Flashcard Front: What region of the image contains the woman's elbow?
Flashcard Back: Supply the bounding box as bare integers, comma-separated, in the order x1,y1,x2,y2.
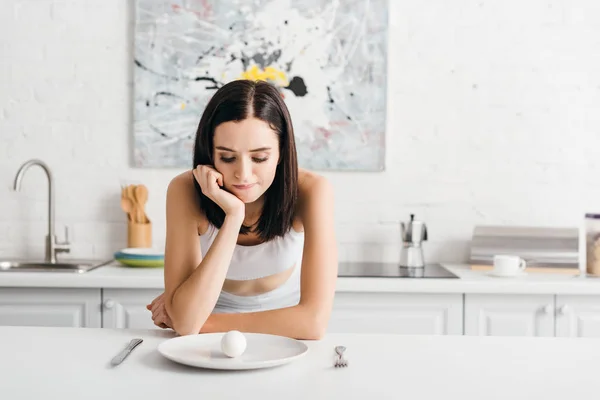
167,304,205,336
300,328,326,340
174,327,198,336
298,307,329,340
171,318,203,336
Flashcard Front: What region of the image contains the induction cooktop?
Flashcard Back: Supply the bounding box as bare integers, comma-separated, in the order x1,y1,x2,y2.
337,262,459,279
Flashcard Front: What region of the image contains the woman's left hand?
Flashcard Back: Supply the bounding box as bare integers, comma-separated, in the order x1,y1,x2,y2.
146,292,172,329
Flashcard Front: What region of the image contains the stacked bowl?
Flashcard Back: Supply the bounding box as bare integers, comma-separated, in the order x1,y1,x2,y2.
114,248,164,268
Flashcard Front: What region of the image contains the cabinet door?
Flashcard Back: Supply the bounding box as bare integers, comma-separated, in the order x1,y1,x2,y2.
328,293,463,335
555,295,600,338
0,288,101,328
102,289,164,329
465,294,554,337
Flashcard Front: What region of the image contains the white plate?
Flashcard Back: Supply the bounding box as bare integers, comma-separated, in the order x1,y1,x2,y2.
487,271,528,278
157,333,309,370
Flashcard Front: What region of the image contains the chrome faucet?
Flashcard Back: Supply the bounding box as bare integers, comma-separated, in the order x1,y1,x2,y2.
13,159,70,263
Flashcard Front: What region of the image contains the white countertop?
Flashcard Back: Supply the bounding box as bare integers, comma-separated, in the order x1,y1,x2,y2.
1,325,597,400
1,262,599,294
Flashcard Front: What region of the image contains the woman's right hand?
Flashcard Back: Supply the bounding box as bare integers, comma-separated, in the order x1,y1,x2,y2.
146,292,172,329
193,165,245,218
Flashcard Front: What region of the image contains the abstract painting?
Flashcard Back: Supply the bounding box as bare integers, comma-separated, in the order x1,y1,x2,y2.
133,0,388,170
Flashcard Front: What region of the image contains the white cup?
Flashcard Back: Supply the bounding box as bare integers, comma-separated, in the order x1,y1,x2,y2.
492,255,527,276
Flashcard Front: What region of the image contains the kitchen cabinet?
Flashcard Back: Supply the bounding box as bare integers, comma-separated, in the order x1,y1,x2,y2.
328,292,463,335
465,294,600,338
464,294,555,337
0,288,102,328
4,286,600,338
555,295,600,337
0,288,159,330
104,290,465,334
101,289,164,329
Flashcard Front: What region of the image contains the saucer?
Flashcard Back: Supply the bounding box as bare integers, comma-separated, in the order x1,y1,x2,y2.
487,270,528,278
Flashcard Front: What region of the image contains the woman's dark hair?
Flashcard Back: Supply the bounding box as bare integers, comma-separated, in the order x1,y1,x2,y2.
192,79,298,242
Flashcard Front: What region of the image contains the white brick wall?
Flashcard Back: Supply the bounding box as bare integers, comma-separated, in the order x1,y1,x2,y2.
1,0,600,264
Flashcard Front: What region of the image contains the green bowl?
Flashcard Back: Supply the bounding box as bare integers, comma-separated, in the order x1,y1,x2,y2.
115,257,164,268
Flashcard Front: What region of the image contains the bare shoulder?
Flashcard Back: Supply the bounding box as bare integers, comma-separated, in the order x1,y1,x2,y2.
297,169,334,214
167,170,195,197
167,170,206,225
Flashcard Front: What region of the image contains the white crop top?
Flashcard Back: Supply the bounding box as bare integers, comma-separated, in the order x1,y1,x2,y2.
199,224,305,281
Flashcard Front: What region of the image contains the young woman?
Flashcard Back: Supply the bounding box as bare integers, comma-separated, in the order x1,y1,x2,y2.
146,79,338,340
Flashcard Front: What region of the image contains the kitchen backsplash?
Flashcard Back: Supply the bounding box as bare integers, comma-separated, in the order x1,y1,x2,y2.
1,0,600,263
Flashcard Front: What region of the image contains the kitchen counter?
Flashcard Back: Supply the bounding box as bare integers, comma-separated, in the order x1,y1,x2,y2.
1,325,597,400
1,262,599,294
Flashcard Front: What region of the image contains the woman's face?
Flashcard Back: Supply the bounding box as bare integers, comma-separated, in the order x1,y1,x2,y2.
213,117,280,204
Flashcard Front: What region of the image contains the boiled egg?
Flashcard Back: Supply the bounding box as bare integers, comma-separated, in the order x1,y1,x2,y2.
221,330,247,358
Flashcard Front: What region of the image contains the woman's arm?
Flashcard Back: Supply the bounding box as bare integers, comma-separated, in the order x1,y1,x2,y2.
200,175,338,340
163,172,244,336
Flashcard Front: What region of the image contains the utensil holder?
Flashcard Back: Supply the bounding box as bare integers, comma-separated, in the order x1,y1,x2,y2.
127,220,152,248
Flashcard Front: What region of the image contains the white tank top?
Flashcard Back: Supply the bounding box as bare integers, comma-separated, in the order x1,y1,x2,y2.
199,224,305,280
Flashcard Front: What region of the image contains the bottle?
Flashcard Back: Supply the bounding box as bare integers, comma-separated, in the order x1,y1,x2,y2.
585,213,600,276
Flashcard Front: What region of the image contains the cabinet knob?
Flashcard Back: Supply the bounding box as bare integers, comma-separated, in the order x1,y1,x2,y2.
543,304,553,314
104,299,115,309
559,305,570,315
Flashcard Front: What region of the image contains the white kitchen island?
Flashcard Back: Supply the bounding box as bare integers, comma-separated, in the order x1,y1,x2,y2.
1,325,597,400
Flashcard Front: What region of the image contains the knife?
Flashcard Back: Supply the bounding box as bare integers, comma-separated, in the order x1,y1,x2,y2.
111,338,143,366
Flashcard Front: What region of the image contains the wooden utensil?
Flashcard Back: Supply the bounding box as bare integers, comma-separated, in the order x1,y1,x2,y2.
120,196,134,221
134,185,149,223
120,186,133,221
125,185,142,223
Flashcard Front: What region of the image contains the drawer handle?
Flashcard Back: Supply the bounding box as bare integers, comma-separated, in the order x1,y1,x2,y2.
104,299,115,309
559,305,569,315
543,304,553,314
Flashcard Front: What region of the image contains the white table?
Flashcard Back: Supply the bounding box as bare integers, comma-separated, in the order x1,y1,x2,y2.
1,326,598,399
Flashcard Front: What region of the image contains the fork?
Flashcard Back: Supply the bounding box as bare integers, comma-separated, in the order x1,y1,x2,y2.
334,345,348,368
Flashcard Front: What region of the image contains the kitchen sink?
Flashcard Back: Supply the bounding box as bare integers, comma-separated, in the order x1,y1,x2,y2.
9,160,116,274
0,259,113,273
